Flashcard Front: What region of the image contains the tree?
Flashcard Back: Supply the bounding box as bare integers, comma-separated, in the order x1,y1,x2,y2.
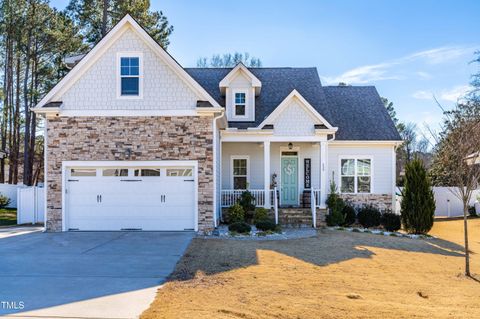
381,97,398,126
400,157,436,234
196,52,262,68
66,0,173,48
0,0,84,185
431,103,480,277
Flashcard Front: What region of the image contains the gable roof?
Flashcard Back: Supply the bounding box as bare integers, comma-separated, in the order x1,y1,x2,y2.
219,62,262,95
185,67,401,140
258,89,335,129
34,14,221,110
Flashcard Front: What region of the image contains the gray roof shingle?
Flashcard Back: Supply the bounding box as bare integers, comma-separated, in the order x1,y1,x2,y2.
185,67,401,141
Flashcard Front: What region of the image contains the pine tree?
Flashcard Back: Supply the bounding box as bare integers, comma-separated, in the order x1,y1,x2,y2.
401,157,436,234
66,0,173,47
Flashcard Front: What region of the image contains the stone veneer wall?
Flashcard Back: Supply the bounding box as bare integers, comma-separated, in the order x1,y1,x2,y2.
340,194,393,212
46,116,214,232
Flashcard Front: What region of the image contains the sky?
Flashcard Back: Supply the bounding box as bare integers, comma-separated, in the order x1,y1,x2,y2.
50,0,480,136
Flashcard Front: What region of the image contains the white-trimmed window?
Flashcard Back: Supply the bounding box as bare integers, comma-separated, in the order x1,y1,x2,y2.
231,156,249,189
117,52,143,98
232,91,247,118
340,157,372,193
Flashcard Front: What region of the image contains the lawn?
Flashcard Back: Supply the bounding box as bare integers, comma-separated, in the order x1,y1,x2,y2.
142,219,480,319
0,208,17,226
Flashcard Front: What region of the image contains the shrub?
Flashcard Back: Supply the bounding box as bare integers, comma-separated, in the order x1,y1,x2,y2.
342,205,356,226
468,206,477,217
253,207,269,223
357,205,381,228
228,222,251,234
381,211,401,232
238,190,255,220
227,203,245,224
325,180,345,226
401,157,435,234
0,193,10,209
255,219,277,232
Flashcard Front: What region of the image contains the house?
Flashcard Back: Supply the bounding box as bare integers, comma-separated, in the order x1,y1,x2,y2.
32,15,402,232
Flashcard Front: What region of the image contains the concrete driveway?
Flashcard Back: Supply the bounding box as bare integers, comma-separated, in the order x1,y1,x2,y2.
0,227,194,319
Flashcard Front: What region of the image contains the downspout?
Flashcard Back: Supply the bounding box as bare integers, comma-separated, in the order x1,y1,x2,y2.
212,110,225,228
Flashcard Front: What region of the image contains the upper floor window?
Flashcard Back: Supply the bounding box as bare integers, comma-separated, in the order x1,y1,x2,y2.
340,157,372,193
234,92,246,116
117,52,143,99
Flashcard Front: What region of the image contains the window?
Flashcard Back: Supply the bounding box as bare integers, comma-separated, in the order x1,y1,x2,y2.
234,92,246,116
340,158,372,193
117,53,142,98
232,157,248,189
71,168,96,177
166,168,193,177
102,168,128,177
120,57,139,96
134,168,160,177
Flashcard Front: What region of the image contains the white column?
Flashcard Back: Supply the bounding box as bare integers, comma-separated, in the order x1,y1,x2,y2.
320,141,327,208
264,140,271,209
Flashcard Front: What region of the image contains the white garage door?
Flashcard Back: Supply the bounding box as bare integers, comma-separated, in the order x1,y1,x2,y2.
65,164,196,231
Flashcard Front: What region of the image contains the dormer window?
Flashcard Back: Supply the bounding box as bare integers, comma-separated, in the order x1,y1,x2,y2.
234,92,246,116
117,52,143,99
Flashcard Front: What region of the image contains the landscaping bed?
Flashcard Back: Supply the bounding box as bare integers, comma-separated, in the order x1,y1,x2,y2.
202,224,317,240
0,208,17,226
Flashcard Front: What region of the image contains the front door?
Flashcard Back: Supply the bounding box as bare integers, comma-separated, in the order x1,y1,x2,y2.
281,156,298,206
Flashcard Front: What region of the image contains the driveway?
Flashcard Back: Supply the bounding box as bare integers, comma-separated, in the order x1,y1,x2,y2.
0,227,194,319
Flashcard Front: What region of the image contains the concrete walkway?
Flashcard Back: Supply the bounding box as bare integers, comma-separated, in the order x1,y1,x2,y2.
0,228,193,318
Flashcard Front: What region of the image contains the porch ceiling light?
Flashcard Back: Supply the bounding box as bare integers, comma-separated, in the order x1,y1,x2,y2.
288,142,293,150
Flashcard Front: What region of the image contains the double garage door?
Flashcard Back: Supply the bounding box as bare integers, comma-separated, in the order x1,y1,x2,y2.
65,162,196,231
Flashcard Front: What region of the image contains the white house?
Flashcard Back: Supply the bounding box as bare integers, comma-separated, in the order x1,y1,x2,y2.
33,15,402,232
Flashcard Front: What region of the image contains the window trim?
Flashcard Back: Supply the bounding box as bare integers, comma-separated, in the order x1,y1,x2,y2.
230,155,250,189
338,156,374,194
231,89,248,119
116,52,143,99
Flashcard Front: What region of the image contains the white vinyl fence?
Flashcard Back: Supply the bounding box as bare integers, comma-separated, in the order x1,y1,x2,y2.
0,183,23,208
395,187,480,217
17,186,45,224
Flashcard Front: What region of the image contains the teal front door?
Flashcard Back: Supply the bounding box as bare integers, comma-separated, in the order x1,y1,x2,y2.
281,157,298,206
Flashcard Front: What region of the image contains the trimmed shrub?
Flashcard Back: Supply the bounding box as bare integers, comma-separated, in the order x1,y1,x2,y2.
253,207,269,223
468,206,477,217
255,219,277,232
0,193,10,209
357,205,381,228
238,190,255,212
401,158,435,234
381,212,401,232
342,205,356,226
227,203,245,224
228,222,251,234
325,180,345,226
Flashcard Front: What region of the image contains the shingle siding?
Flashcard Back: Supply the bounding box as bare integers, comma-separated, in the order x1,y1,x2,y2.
58,28,199,110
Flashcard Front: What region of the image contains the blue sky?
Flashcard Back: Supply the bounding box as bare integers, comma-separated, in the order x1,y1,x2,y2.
51,0,480,135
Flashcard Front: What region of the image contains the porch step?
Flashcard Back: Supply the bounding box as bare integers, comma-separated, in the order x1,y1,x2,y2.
271,208,328,227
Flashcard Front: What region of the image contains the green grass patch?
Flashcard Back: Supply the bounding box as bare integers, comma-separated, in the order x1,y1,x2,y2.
0,208,17,226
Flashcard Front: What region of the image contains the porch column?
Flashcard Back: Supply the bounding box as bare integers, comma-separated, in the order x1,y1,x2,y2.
264,140,271,209
320,141,327,208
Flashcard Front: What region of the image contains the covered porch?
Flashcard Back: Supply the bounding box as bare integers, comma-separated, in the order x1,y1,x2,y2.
220,139,329,211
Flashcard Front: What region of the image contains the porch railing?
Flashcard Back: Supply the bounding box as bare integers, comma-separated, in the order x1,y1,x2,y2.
305,189,321,208
221,189,267,207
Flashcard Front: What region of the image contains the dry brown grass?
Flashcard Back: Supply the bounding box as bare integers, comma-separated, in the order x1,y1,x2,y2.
142,219,480,319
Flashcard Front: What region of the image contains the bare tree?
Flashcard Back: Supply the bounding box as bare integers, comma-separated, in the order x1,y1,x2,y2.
433,101,480,276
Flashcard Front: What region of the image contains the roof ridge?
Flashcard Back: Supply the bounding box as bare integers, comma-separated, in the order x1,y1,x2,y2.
184,67,318,70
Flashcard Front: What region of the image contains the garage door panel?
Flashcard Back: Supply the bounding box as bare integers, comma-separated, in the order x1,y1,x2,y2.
66,165,196,231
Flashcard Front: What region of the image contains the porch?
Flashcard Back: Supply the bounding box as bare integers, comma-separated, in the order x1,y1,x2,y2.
220,141,329,213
